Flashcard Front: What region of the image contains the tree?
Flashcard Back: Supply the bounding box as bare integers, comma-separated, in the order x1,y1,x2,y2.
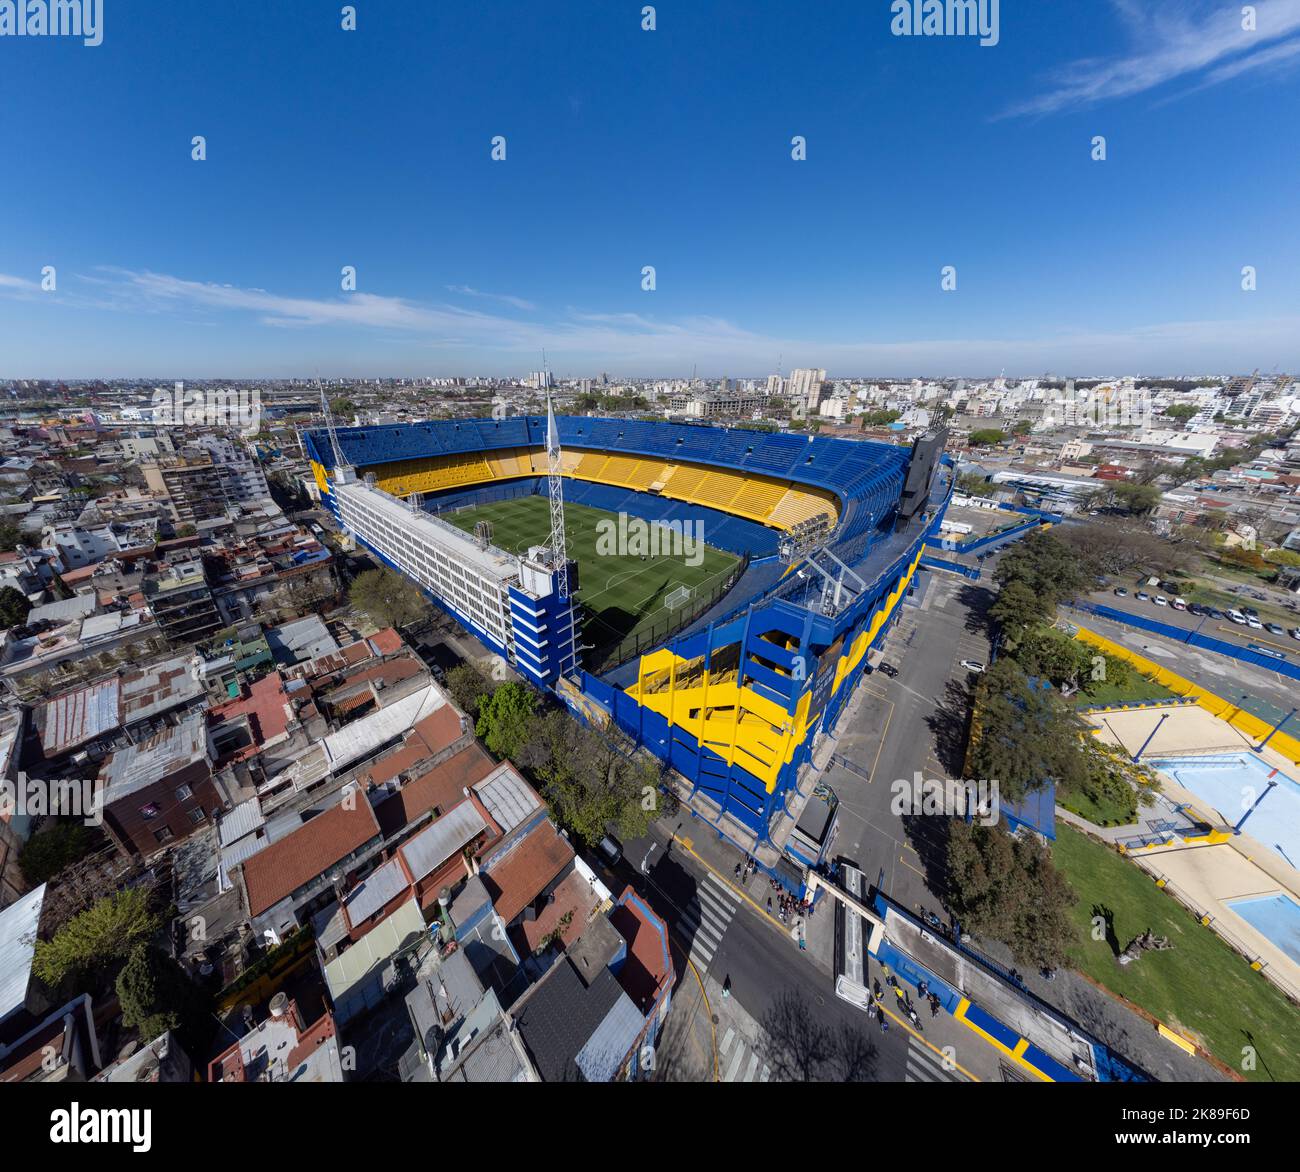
116,943,211,1055
1010,628,1094,688
349,567,429,629
0,585,32,627
0,520,39,552
1058,517,1190,578
988,579,1051,636
1109,481,1162,515
444,662,494,718
18,821,103,886
1010,419,1033,436
993,530,1089,607
969,660,1088,802
947,821,1077,969
32,888,161,989
475,682,540,760
967,429,1005,447
957,472,996,498
1162,404,1198,422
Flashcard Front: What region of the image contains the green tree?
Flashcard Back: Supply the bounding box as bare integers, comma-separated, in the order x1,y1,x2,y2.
0,585,32,627
1109,481,1162,515
969,660,1088,802
957,472,996,498
1162,404,1199,422
444,662,494,718
988,580,1050,636
116,943,211,1054
18,821,102,886
993,530,1089,608
32,888,161,989
475,681,540,760
946,820,1077,969
1011,629,1094,688
967,429,1005,447
0,521,39,552
349,567,429,629
1010,419,1033,436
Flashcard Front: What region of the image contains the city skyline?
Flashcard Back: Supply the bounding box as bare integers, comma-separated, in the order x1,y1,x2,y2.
2,1,1299,376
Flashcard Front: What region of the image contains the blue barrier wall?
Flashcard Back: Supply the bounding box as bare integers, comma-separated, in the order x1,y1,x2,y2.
1071,601,1300,682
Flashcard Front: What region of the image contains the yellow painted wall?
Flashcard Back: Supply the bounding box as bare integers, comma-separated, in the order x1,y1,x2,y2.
1072,626,1300,768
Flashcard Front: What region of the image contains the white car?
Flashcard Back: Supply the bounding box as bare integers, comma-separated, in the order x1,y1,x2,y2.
1228,610,1247,625
1290,628,1300,642
1154,595,1168,606
960,660,986,674
1246,616,1263,630
1172,597,1187,611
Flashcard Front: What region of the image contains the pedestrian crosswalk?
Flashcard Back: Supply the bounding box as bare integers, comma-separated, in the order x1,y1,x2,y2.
718,1026,771,1083
680,872,741,972
905,1036,968,1083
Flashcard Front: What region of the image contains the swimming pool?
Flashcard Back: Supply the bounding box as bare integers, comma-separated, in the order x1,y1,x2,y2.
1147,753,1300,871
1226,894,1300,965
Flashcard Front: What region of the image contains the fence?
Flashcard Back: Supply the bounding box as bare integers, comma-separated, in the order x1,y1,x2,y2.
1128,855,1300,1007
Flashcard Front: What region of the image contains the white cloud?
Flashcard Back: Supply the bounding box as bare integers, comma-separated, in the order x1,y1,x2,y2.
1003,0,1300,117
445,284,536,311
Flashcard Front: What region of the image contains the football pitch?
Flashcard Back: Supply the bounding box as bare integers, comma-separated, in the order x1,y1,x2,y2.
441,494,740,655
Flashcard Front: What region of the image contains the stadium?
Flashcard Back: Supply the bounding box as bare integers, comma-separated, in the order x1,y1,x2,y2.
305,412,953,849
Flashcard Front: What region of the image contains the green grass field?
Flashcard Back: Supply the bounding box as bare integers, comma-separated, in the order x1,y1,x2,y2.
1054,825,1300,1081
443,495,739,654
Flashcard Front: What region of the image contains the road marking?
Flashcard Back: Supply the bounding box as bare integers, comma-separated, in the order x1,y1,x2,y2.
723,1041,746,1083
682,873,742,968
719,1027,735,1056
906,1036,970,1083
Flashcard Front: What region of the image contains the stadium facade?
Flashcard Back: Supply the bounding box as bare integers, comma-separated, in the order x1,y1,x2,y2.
306,415,952,849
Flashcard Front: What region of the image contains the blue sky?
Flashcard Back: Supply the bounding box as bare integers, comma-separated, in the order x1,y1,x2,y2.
2,0,1299,378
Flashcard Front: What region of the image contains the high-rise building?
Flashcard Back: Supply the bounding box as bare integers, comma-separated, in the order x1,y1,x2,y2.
788,368,827,412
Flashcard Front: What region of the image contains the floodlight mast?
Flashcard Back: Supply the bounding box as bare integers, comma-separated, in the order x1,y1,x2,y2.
546,391,569,599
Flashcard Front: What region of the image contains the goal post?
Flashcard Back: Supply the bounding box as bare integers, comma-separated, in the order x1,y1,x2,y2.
665,585,692,611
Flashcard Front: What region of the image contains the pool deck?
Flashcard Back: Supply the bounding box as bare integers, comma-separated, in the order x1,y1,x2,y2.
1080,704,1300,1002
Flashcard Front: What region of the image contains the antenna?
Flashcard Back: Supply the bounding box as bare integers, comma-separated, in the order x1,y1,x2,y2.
316,376,347,471
545,392,569,599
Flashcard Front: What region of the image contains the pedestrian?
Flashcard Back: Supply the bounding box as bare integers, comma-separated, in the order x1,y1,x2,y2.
929,994,941,1018
766,897,772,912
734,863,742,878
722,975,731,999
918,980,929,1000
799,936,806,952
867,1002,878,1021
873,979,883,1001
877,1011,889,1033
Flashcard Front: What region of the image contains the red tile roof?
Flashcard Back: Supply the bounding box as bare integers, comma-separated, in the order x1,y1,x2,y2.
375,742,496,838
241,798,381,916
481,821,574,924
367,627,404,656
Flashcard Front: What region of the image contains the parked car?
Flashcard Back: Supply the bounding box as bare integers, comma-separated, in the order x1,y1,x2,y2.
1289,628,1300,641
877,662,899,678
1247,616,1263,630
959,660,986,674
1187,603,1204,616
1154,595,1168,607
1172,597,1187,611
1113,587,1129,598
1243,607,1260,618
1205,607,1224,619
1228,609,1247,624
1265,622,1285,636
596,835,623,868
1136,591,1151,601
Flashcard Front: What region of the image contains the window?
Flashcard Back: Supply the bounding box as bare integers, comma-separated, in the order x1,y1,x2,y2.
187,808,206,826
139,802,161,820
154,826,174,845
174,784,193,801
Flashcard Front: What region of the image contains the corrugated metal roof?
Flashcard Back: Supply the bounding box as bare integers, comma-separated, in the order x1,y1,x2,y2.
576,989,645,1083
323,897,425,1002
37,678,122,757
400,801,486,883
27,594,97,625
344,856,409,926
323,684,446,773
99,712,207,803
0,884,46,1022
218,833,269,893
474,765,538,834
218,797,266,849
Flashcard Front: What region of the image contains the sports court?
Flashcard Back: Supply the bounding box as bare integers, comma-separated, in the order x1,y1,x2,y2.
441,495,740,655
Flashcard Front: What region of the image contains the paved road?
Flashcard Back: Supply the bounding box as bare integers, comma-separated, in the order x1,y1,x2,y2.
1081,589,1300,655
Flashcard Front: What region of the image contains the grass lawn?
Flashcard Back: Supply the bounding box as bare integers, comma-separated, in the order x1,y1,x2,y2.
1058,785,1137,828
1054,825,1300,1082
1074,674,1177,709
443,495,739,654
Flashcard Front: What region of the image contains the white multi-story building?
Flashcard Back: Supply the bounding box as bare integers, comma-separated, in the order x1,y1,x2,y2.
787,368,827,413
